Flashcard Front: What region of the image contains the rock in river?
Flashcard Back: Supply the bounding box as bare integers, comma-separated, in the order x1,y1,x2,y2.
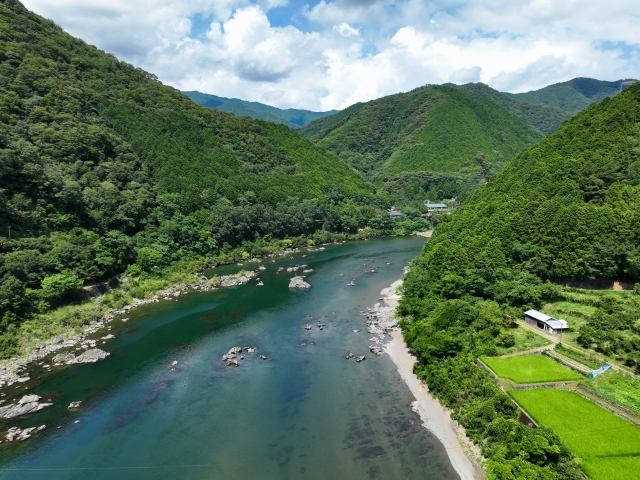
289,276,311,289
53,348,110,365
0,395,52,419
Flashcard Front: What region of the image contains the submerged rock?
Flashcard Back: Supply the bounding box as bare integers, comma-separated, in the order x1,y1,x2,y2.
289,276,311,289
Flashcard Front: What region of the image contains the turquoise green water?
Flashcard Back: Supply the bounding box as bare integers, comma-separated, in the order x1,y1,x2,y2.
0,237,458,479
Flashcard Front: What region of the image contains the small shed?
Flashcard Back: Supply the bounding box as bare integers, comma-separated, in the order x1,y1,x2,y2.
388,209,402,218
524,309,568,334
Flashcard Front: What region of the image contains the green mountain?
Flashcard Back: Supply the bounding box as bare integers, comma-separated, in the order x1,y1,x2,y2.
298,85,544,179
182,91,338,128
511,77,638,113
396,83,640,480
407,82,640,288
0,0,380,350
457,83,572,135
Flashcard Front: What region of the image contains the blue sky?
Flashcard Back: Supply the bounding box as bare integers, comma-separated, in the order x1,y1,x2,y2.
22,0,640,110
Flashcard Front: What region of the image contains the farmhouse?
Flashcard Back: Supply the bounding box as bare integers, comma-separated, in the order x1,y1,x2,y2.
388,208,402,218
524,309,569,334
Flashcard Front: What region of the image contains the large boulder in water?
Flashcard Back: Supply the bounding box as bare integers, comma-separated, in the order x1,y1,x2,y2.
289,276,311,289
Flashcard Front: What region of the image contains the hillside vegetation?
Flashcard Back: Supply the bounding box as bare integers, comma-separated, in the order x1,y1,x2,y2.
511,77,637,113
0,0,389,355
457,82,572,135
298,85,544,180
396,83,640,479
182,91,338,128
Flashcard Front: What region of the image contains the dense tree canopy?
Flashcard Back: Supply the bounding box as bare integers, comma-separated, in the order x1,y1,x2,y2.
0,0,389,343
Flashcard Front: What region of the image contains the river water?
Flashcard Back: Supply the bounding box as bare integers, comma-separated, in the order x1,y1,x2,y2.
0,237,458,480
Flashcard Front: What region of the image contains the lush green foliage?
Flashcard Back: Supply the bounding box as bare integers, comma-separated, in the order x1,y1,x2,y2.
182,91,338,128
395,81,640,479
511,77,637,114
458,83,572,135
584,371,640,415
0,0,390,349
510,388,640,480
299,84,543,179
481,355,581,383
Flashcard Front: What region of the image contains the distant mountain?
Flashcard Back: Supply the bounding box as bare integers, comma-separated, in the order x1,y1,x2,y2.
298,84,543,178
457,83,572,135
182,91,338,128
510,77,638,113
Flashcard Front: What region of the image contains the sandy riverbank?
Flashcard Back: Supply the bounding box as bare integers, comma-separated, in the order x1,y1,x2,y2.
380,283,485,480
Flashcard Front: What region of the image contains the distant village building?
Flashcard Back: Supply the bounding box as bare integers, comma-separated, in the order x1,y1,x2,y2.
524,309,569,334
388,208,402,218
422,201,450,217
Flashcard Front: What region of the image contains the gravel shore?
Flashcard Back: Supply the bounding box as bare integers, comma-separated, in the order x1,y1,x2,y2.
379,281,485,480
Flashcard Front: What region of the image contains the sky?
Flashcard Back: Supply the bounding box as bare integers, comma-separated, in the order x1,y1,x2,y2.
22,0,640,111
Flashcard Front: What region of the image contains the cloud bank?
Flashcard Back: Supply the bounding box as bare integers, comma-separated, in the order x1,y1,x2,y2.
23,0,640,110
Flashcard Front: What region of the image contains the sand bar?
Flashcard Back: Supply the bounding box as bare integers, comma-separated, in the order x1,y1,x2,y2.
381,282,485,480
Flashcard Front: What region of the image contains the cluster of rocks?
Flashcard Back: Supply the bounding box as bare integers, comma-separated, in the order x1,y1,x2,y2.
221,346,262,367
0,395,52,419
52,348,110,366
304,322,325,330
360,302,399,357
289,276,311,289
345,352,366,363
68,401,82,409
4,425,46,442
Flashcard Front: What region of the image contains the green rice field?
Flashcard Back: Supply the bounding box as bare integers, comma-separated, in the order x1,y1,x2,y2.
510,388,640,480
481,355,582,384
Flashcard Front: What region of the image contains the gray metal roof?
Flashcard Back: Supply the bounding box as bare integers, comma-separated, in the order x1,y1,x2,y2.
389,211,402,217
524,310,568,329
425,203,448,208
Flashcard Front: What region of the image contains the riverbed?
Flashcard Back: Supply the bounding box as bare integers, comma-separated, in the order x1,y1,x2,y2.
0,237,459,480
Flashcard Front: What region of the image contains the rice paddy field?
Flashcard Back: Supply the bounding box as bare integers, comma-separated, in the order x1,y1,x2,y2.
510,388,640,480
481,355,582,384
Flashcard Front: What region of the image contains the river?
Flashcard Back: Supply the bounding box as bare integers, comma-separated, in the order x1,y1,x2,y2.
0,237,458,480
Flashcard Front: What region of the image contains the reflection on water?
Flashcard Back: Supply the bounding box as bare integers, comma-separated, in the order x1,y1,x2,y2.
0,237,458,480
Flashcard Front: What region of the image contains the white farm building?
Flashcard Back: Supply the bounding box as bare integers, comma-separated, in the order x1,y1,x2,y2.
524,310,569,335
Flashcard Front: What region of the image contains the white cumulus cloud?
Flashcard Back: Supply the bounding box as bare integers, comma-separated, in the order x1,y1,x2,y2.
21,0,640,110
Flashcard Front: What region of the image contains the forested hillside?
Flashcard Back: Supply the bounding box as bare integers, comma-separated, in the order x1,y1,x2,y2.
0,0,387,352
396,82,640,479
457,83,572,134
511,77,637,113
299,85,543,180
182,91,338,128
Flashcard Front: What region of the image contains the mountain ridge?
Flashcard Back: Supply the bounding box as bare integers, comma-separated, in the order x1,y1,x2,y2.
510,77,638,113
182,90,338,128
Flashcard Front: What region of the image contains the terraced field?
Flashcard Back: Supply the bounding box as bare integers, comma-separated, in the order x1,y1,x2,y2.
510,389,640,480
481,355,582,384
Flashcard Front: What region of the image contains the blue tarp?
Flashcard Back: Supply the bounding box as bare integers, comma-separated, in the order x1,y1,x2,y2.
589,363,612,378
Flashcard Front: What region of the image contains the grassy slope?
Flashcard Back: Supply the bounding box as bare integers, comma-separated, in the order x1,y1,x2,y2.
511,77,637,113
182,91,338,128
510,388,640,480
481,355,581,383
298,85,543,177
